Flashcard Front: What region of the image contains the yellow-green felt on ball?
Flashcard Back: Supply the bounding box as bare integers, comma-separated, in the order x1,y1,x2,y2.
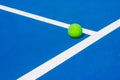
68,23,83,38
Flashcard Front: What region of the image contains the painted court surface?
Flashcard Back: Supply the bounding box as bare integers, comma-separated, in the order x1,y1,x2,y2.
0,0,120,80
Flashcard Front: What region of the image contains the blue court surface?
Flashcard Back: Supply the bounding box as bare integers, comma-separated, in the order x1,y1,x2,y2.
0,0,120,80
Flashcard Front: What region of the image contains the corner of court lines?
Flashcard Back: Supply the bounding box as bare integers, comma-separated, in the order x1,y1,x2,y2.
0,4,120,80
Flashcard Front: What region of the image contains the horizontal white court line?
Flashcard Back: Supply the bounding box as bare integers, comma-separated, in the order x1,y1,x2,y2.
17,19,120,80
0,5,96,35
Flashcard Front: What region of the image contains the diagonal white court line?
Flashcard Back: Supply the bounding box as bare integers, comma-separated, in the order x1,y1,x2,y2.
0,5,97,35
17,19,120,80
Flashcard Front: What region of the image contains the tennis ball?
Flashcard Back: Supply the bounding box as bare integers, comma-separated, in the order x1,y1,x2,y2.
68,23,83,38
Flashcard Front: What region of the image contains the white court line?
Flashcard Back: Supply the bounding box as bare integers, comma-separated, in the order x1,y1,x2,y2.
0,5,120,80
17,19,120,80
0,5,96,35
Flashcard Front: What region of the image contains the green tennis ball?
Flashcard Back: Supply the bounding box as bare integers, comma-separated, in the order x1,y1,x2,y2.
68,23,83,38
